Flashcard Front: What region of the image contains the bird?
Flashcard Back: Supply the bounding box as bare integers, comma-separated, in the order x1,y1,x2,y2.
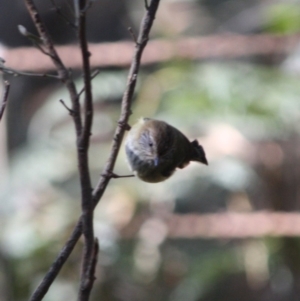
125,117,208,183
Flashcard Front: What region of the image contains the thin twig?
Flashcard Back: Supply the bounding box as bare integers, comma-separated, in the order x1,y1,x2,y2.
24,0,82,136
77,0,95,299
18,24,53,57
0,66,60,79
78,69,100,97
128,27,137,43
59,99,74,115
33,43,53,58
28,1,161,300
101,171,134,179
111,174,134,179
0,81,10,122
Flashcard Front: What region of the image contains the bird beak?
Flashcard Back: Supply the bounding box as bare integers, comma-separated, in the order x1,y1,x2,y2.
154,157,159,166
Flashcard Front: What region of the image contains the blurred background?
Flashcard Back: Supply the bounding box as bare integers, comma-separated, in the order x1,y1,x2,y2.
1,0,300,300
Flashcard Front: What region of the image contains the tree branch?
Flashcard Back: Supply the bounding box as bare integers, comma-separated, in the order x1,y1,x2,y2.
78,69,99,97
0,65,60,79
23,0,91,300
59,99,74,115
92,0,161,200
0,81,10,122
24,0,82,137
77,0,95,299
80,238,99,298
28,0,161,301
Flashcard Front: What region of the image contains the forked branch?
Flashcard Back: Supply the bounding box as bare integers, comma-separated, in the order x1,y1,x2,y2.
28,0,161,300
24,0,82,137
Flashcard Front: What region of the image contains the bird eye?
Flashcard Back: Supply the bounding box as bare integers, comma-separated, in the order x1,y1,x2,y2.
149,143,153,147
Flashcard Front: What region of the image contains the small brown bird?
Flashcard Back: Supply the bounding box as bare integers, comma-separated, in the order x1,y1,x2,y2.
125,118,208,183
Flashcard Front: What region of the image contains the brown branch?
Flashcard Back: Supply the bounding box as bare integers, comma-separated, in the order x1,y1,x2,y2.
2,34,300,72
77,0,95,299
80,238,99,297
24,0,92,300
28,0,161,300
0,65,59,79
78,69,100,97
17,24,53,58
0,81,10,122
92,0,161,199
29,225,83,301
128,27,137,44
59,99,74,115
121,212,300,239
24,0,82,137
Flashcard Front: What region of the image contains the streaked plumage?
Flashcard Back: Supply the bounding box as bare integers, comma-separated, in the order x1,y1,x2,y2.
125,118,208,183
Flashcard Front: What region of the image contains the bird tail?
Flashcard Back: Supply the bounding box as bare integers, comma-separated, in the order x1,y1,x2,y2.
190,140,208,165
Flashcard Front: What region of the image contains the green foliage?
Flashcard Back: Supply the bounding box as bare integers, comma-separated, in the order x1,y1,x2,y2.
265,4,300,34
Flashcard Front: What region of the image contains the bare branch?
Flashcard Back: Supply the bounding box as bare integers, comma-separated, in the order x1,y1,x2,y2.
29,225,82,301
101,171,134,179
18,24,53,57
29,1,162,300
0,81,10,122
111,174,134,179
18,24,42,43
92,0,161,201
79,29,93,147
23,1,88,300
24,0,82,136
23,6,94,300
0,65,60,79
59,99,74,115
78,69,100,97
128,27,137,44
79,238,99,300
77,0,95,299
